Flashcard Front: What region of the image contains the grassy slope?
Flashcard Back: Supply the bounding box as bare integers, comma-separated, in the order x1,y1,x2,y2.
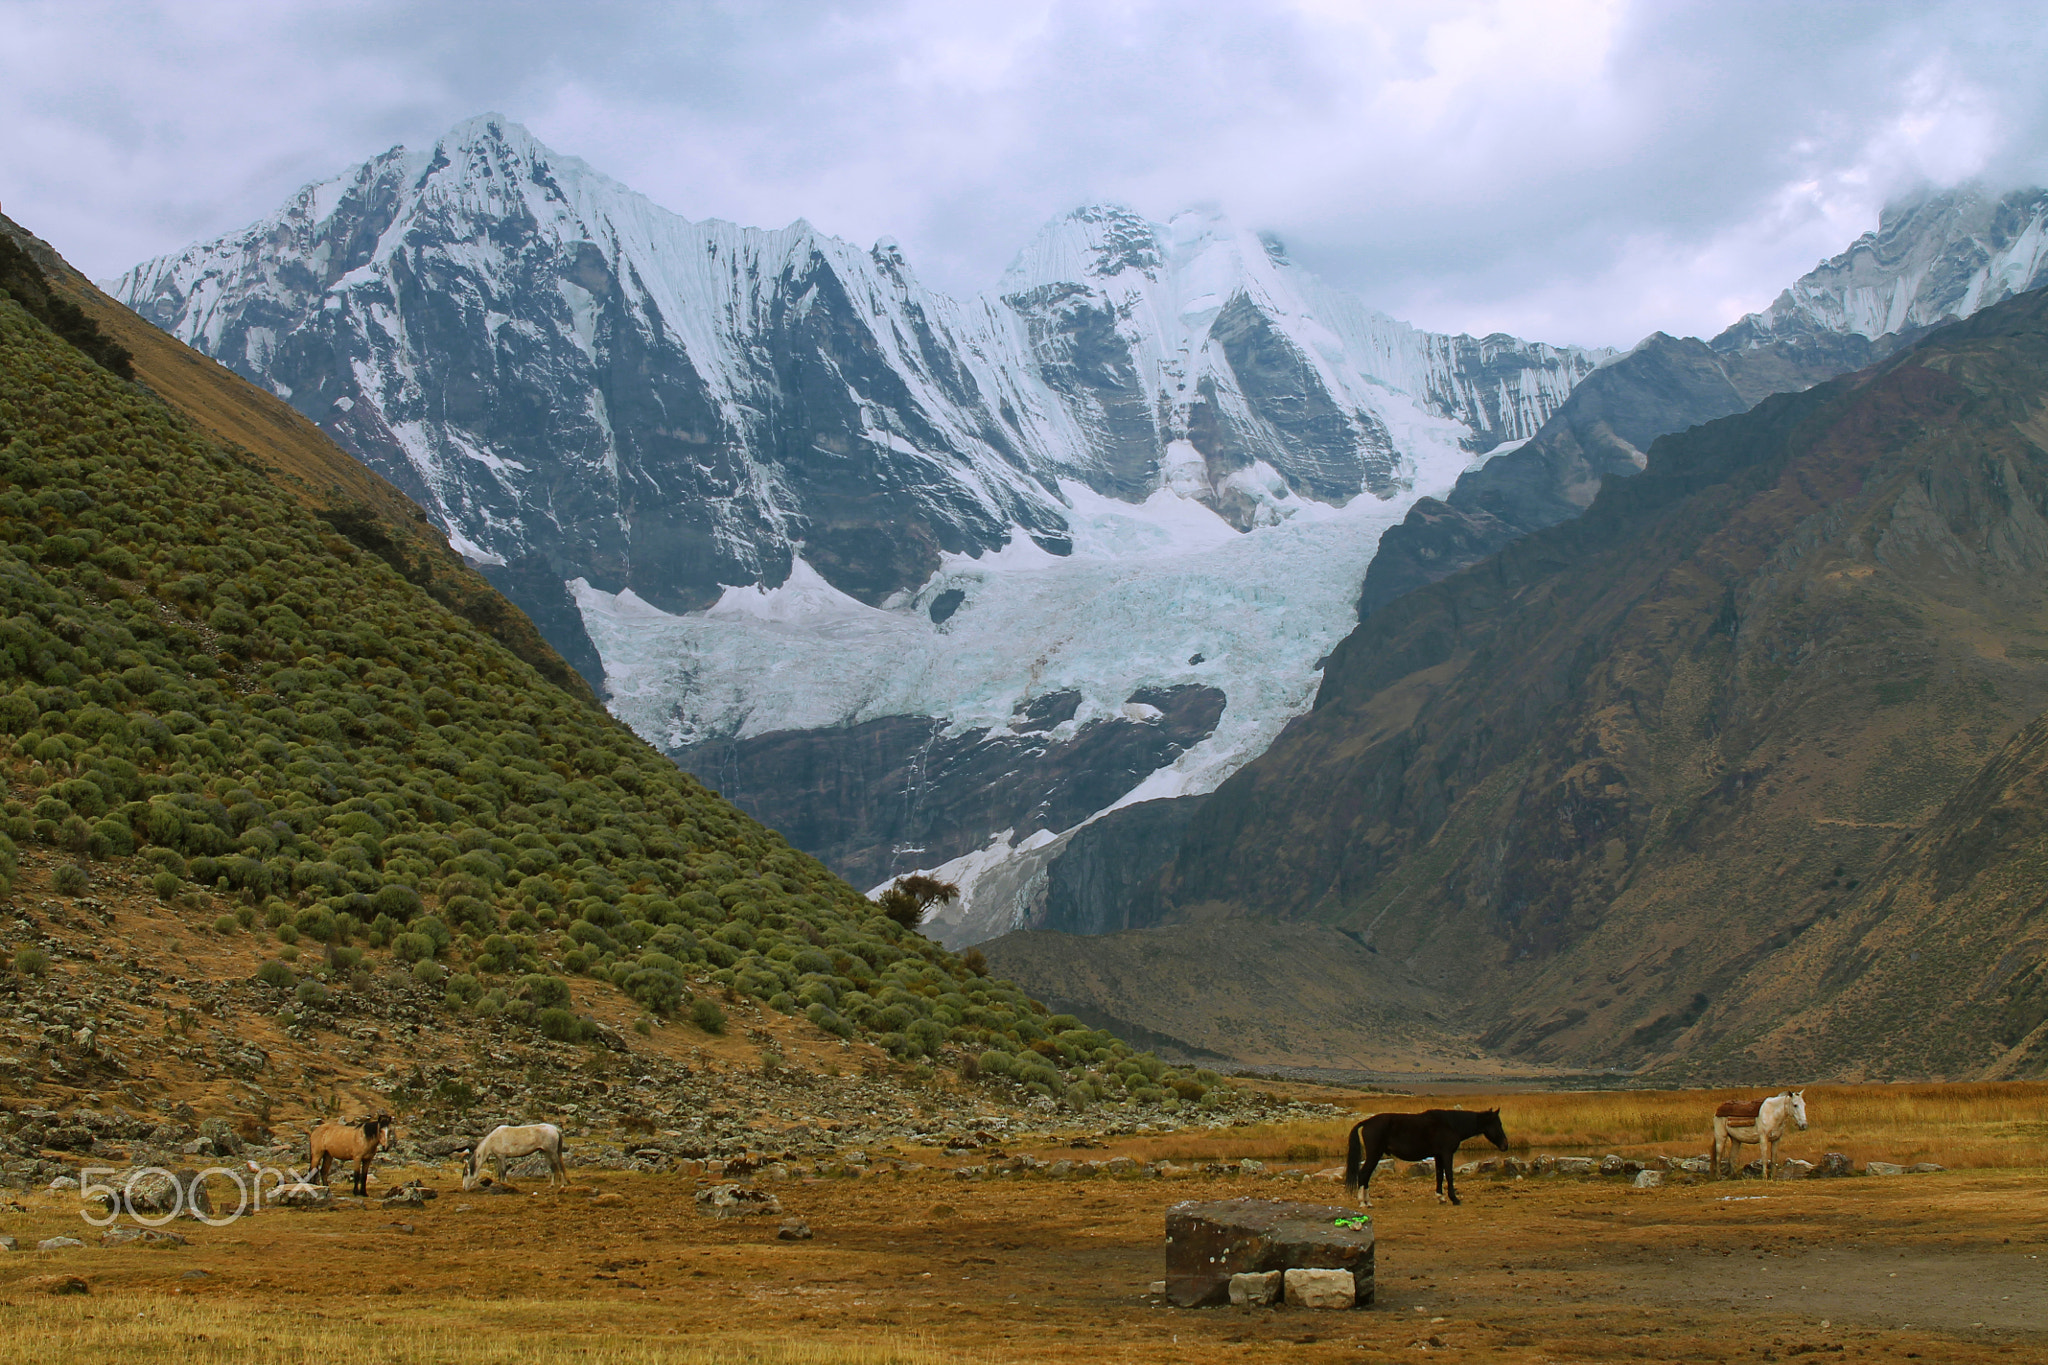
0,224,1221,1118
1141,286,2048,1080
0,212,597,709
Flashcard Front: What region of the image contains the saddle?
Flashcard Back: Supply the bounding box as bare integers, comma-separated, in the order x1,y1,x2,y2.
1715,1099,1765,1122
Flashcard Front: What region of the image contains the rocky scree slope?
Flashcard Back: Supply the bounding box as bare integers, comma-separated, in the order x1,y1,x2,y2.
1076,284,2048,1080
107,115,1608,925
0,226,1231,1132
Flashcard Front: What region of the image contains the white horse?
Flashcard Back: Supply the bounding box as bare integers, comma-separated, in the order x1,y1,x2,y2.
462,1122,568,1190
1711,1090,1808,1178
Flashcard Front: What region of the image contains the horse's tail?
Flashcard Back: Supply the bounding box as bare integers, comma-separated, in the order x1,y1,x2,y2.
1344,1121,1364,1195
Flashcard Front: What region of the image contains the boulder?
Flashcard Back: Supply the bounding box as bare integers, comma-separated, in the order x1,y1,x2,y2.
695,1184,781,1218
777,1218,813,1241
37,1236,86,1250
1816,1151,1855,1177
1910,1162,1946,1173
1553,1157,1596,1175
1228,1270,1281,1306
0,1236,16,1251
1164,1197,1374,1309
1675,1157,1712,1174
1598,1155,1630,1176
269,1182,332,1209
46,1176,79,1191
1284,1268,1357,1310
99,1227,186,1247
1632,1169,1662,1189
1101,1157,1140,1175
1865,1161,1908,1176
1238,1159,1266,1175
123,1169,213,1217
1405,1159,1435,1178
1779,1159,1815,1179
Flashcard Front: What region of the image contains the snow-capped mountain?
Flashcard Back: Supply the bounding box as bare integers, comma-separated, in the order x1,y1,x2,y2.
108,114,1611,921
1716,183,2048,351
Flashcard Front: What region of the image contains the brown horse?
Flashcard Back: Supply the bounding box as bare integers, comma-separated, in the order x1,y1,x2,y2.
309,1112,394,1197
1344,1108,1509,1207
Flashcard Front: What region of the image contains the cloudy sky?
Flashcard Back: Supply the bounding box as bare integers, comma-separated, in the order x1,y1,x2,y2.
3,0,2044,349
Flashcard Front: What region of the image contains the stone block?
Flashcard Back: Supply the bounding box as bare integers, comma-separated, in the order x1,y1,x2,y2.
1283,1268,1356,1309
1910,1163,1945,1173
1405,1159,1434,1177
37,1237,85,1250
1817,1151,1855,1177
1229,1270,1282,1306
1164,1197,1373,1309
1632,1169,1662,1189
1553,1157,1596,1175
1779,1159,1814,1179
1866,1161,1907,1176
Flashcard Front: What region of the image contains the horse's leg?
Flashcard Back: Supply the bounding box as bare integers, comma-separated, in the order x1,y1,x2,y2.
1761,1131,1775,1181
1357,1138,1382,1209
1440,1147,1459,1206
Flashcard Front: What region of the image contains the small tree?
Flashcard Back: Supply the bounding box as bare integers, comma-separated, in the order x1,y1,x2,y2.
876,874,959,932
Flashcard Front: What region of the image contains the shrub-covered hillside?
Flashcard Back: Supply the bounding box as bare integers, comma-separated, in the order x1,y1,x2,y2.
0,251,1223,1115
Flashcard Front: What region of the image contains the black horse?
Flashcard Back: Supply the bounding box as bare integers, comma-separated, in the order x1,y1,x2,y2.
1344,1108,1509,1207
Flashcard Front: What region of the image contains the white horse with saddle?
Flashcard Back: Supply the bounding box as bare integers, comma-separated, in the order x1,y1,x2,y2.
1711,1090,1807,1178
461,1122,568,1190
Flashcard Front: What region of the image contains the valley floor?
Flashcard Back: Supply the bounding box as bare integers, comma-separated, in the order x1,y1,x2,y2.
1,1144,2042,1363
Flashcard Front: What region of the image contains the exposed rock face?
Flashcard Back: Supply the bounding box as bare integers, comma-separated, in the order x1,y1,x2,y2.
677,685,1224,891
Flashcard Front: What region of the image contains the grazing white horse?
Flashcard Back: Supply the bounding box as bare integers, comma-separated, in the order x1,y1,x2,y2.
462,1122,568,1190
1712,1090,1808,1178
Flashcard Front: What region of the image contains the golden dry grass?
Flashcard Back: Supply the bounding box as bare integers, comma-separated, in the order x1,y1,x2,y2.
0,1296,976,1365
1118,1081,2048,1171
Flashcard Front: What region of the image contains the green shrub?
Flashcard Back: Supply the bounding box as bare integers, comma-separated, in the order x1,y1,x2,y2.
15,947,49,977
538,1007,595,1043
255,959,295,989
411,959,447,987
295,980,329,1008
520,973,571,1010
52,863,87,895
212,913,238,934
689,997,727,1035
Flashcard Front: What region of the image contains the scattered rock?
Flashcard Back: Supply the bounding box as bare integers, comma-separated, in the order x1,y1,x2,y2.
181,1269,208,1279
694,1184,781,1218
1674,1157,1712,1174
1865,1161,1908,1176
46,1176,79,1192
1404,1159,1435,1178
1147,1280,1167,1296
37,1236,86,1250
1632,1169,1662,1189
385,1222,416,1234
1910,1162,1946,1173
0,1236,16,1251
1229,1270,1282,1306
1552,1157,1596,1175
1816,1151,1855,1177
1779,1159,1815,1179
1284,1268,1356,1310
776,1218,813,1240
590,1192,625,1207
1238,1159,1266,1174
1164,1197,1373,1309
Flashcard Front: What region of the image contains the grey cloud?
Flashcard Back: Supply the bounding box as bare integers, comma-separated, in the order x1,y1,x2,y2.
1,0,2044,349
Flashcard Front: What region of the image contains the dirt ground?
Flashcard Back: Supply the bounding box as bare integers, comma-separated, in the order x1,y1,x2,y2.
0,1150,2041,1363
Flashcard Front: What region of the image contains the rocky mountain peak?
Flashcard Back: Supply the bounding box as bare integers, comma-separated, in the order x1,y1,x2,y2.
1715,182,2048,352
